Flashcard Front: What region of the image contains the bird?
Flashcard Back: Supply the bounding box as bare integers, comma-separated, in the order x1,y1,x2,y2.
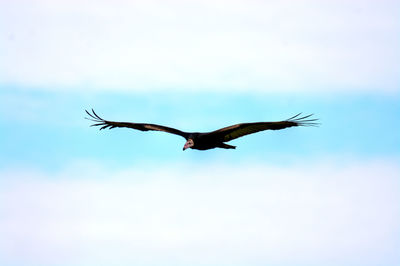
85,109,319,151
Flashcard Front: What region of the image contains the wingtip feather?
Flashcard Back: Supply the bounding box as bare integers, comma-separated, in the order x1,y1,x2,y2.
287,113,320,127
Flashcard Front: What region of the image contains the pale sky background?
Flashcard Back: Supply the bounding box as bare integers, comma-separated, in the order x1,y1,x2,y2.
0,1,399,266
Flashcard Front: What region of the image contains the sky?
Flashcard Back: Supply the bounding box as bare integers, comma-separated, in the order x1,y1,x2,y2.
0,1,399,266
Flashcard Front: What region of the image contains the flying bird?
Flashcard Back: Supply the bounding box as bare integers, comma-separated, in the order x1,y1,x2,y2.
85,109,318,151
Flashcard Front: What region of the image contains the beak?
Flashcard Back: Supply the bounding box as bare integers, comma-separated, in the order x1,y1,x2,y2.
183,140,192,151
183,144,189,151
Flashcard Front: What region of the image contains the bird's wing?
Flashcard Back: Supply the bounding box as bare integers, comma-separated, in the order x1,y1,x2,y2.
85,109,189,139
207,113,319,142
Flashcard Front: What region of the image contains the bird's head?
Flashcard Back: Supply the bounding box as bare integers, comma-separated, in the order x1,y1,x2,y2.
183,139,194,151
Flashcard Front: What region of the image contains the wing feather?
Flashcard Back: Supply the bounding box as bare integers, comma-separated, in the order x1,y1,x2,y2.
85,109,189,139
208,113,319,142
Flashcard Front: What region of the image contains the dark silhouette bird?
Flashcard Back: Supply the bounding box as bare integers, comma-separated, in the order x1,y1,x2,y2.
85,109,318,151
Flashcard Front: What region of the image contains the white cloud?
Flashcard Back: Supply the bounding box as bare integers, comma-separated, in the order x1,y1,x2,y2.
0,0,399,93
0,159,399,265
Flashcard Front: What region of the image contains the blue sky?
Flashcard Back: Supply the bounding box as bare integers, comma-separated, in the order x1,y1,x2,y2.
0,1,399,266
1,88,399,171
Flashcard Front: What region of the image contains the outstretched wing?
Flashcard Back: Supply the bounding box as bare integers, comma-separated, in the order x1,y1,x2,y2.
207,113,319,142
85,109,189,139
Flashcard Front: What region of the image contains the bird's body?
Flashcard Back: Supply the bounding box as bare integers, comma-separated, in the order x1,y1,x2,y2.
184,133,236,150
85,109,318,151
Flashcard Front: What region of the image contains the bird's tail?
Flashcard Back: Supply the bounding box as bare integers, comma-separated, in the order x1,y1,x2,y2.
219,143,236,149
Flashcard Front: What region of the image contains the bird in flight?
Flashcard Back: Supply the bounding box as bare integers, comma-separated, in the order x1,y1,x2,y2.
85,109,318,151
